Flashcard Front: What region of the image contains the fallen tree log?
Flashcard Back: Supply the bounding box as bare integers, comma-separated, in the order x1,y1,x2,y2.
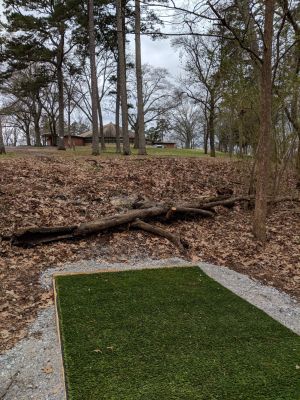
9,195,253,248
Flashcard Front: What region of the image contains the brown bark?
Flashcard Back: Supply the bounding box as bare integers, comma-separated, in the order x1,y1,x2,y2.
168,207,214,217
57,25,66,151
32,97,42,147
115,60,122,153
25,125,31,146
67,96,75,150
134,123,139,149
208,100,216,157
88,0,100,156
253,0,275,242
135,0,147,155
97,90,106,151
203,122,208,154
117,0,131,155
33,114,42,147
0,116,6,154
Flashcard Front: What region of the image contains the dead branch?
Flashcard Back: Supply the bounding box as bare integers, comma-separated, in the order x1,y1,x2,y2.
131,219,187,251
170,206,215,217
85,159,103,168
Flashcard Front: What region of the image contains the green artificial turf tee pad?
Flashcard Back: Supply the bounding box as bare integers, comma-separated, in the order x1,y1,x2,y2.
55,266,300,400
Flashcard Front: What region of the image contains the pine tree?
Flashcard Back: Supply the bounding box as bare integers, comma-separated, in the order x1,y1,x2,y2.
3,0,77,150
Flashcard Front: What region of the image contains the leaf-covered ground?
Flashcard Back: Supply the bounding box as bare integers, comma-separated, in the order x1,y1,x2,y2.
0,154,299,353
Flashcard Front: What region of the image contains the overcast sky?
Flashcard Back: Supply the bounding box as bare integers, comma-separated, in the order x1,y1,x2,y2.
139,36,181,77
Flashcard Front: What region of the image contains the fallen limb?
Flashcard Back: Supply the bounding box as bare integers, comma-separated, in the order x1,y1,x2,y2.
168,206,215,218
196,196,252,209
11,206,170,247
11,226,78,246
9,195,253,248
131,219,187,251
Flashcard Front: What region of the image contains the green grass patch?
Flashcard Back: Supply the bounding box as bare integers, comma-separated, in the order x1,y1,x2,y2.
0,152,17,159
55,267,300,400
63,145,226,158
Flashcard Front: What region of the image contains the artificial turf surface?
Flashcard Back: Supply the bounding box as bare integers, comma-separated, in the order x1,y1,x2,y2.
55,267,300,400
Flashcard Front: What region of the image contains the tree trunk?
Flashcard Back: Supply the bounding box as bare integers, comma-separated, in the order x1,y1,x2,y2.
67,97,71,148
203,123,208,154
57,61,66,150
49,116,57,146
0,116,6,154
97,90,106,151
67,97,75,150
185,138,191,149
297,138,300,184
284,108,300,186
88,0,100,156
32,97,42,147
115,62,122,153
25,124,31,146
134,123,139,149
238,118,244,158
33,117,41,147
253,0,275,242
208,102,216,157
116,59,122,153
116,0,131,155
135,0,146,155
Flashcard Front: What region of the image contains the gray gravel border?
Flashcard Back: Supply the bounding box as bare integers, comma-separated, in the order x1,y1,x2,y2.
1,258,299,400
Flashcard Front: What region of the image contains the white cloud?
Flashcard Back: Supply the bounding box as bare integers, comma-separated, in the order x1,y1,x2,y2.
140,36,181,77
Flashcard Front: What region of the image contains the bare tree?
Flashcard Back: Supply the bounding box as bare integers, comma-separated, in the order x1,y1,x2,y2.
171,102,200,148
127,65,177,137
173,36,223,157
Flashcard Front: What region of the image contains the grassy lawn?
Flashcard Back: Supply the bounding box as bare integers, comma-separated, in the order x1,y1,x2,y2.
60,145,206,158
55,267,300,400
0,151,17,159
1,145,231,159
64,145,228,158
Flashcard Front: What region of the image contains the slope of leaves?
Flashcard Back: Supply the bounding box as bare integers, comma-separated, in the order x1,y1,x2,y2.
0,155,299,353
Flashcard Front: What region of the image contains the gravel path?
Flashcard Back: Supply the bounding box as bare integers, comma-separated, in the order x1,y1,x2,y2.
1,258,300,400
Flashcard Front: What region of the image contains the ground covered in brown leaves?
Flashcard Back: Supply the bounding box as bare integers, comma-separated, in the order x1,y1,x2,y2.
0,154,299,353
